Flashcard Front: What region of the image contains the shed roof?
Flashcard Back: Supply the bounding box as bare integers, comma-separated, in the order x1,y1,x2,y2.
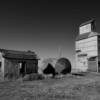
76,32,90,41
0,49,39,60
76,32,100,41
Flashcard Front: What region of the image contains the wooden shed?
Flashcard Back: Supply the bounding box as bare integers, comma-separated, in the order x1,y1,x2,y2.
0,49,39,80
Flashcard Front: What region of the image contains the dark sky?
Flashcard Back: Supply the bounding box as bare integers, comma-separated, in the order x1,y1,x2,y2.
0,1,100,66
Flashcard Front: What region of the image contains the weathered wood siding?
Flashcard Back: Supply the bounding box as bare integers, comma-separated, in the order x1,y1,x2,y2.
4,59,19,79
76,36,98,72
98,36,100,72
26,60,38,74
4,59,38,80
0,53,5,80
88,58,97,72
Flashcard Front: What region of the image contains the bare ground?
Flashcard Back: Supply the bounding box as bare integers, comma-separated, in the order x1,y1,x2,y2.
0,72,100,100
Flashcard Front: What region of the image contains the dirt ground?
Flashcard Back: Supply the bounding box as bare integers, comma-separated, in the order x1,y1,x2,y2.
0,72,100,100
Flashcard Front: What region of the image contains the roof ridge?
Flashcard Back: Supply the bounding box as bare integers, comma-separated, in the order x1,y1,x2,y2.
79,19,95,27
0,49,35,54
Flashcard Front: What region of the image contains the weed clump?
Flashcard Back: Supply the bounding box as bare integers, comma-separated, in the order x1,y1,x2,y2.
23,73,44,81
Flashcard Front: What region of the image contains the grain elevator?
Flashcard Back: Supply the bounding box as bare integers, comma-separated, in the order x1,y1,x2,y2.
75,19,100,72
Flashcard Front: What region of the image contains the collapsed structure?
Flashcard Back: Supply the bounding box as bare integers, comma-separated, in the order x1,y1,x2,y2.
42,57,71,76
0,49,39,80
55,58,71,74
75,19,100,72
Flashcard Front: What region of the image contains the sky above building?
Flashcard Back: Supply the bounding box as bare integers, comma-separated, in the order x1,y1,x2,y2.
0,1,100,67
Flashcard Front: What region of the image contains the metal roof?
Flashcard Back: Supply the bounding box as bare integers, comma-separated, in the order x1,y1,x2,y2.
79,19,95,27
76,32,100,41
76,32,90,41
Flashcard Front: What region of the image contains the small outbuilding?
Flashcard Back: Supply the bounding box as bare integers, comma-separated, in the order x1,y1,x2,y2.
0,49,39,80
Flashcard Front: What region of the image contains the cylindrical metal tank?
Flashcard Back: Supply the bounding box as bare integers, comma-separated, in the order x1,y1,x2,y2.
55,58,71,74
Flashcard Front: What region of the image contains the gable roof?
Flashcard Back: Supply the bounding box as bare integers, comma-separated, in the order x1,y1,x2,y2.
0,49,39,60
76,32,100,41
79,19,95,27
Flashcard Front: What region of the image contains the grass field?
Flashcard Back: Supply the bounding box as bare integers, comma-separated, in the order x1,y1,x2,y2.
0,72,100,100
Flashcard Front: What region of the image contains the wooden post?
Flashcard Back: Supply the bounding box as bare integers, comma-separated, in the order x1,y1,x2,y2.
25,62,26,75
97,57,98,73
97,36,98,73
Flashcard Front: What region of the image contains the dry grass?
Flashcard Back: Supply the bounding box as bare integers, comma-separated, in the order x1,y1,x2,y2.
0,72,100,100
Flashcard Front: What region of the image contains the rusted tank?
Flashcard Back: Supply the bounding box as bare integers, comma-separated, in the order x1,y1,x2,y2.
55,58,71,74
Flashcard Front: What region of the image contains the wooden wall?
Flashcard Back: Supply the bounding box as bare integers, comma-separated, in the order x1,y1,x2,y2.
4,59,19,80
88,58,97,72
4,58,38,80
75,36,98,72
26,60,38,74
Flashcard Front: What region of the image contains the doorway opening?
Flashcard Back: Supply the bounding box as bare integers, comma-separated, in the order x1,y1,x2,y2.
98,61,100,72
19,62,26,77
88,57,97,72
